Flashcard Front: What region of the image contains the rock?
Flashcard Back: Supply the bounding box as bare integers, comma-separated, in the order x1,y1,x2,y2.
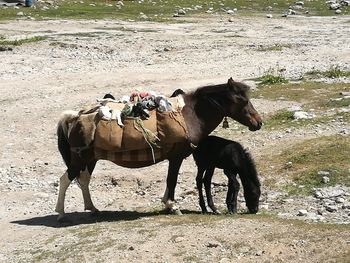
139,14,148,20
285,161,293,168
329,3,341,9
174,236,185,243
226,10,234,15
295,1,304,6
266,14,273,18
298,209,308,216
178,9,186,15
335,197,345,203
322,176,330,184
317,171,330,176
325,205,337,213
288,105,303,112
207,241,222,248
16,12,24,16
335,9,342,14
293,111,309,120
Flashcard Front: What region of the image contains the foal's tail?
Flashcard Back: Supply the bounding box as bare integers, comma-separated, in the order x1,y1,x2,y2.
57,110,79,167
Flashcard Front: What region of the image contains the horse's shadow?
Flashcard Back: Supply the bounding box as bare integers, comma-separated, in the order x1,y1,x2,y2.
11,209,201,228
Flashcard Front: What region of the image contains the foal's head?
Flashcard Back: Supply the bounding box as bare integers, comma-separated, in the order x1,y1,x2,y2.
244,183,261,214
225,78,262,131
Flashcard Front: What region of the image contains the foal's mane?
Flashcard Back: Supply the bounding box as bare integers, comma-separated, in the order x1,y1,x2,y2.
243,149,261,187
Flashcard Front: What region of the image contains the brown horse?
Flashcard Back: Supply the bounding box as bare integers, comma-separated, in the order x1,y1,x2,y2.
55,78,262,221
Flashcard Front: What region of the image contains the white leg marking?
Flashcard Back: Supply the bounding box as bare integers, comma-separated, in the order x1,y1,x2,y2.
161,187,169,204
77,169,98,213
55,171,71,221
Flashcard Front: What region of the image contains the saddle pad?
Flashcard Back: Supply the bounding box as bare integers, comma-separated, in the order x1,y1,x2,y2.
94,144,173,164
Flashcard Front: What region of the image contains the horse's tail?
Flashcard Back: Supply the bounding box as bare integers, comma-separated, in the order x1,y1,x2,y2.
57,110,79,167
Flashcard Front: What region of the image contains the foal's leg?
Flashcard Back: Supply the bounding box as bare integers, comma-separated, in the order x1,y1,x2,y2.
55,171,72,222
203,166,220,214
162,158,183,215
76,162,98,215
196,166,207,213
225,170,240,213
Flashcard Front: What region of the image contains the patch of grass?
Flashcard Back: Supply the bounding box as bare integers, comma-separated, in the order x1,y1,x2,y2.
263,110,294,129
0,0,347,21
306,66,350,79
0,35,47,46
253,82,350,110
256,67,288,86
257,43,292,52
326,97,350,108
260,135,350,195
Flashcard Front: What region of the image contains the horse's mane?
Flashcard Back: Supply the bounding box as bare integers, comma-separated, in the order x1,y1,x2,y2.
192,83,230,97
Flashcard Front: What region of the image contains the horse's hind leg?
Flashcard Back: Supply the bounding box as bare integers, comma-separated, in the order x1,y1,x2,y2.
225,171,240,213
77,162,98,215
196,167,207,213
55,171,72,222
162,158,183,215
203,166,220,214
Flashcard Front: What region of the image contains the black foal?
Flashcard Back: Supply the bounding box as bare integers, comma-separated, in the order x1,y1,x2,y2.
193,136,261,214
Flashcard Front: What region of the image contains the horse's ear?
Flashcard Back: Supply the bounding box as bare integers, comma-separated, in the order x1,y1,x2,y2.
227,77,239,93
227,77,235,86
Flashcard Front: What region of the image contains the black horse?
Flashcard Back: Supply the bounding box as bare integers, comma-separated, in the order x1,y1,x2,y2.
193,136,261,214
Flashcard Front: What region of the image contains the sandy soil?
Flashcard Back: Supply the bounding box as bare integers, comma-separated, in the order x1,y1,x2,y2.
0,14,350,262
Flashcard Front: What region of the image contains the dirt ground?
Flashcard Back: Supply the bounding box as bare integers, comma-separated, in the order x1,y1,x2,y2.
0,14,350,262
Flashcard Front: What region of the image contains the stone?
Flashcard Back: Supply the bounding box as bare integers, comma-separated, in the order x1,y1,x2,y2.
335,9,342,14
322,176,330,184
317,171,330,176
207,241,222,248
325,205,337,213
226,10,234,15
16,12,24,16
178,9,186,15
293,111,314,120
298,209,308,216
266,14,273,18
335,197,345,203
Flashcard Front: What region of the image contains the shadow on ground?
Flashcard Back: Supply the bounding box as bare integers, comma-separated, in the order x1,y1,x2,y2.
11,209,201,228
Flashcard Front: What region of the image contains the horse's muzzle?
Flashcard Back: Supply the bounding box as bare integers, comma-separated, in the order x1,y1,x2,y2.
249,120,262,131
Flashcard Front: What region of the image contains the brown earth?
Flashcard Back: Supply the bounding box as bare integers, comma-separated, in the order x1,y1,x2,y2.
0,15,349,262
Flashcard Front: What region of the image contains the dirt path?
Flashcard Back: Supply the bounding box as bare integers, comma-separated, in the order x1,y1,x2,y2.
0,15,350,262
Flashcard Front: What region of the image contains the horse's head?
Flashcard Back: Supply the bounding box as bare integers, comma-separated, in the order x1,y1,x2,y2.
244,185,261,214
226,78,262,131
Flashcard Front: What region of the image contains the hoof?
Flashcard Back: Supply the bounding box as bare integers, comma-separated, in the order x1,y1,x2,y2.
165,208,183,215
57,214,69,223
174,209,183,215
90,209,100,216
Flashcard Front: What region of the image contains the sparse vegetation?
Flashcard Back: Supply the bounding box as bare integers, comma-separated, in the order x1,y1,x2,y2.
305,65,350,79
256,67,288,85
0,36,47,46
0,0,348,21
257,43,292,52
260,135,350,195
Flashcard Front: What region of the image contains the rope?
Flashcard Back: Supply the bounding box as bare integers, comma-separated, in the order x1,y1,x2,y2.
133,117,160,163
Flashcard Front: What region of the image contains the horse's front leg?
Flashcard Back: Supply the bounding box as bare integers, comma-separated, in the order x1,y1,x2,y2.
225,171,240,213
77,164,98,215
196,167,207,213
162,158,184,215
55,171,72,222
203,166,220,214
